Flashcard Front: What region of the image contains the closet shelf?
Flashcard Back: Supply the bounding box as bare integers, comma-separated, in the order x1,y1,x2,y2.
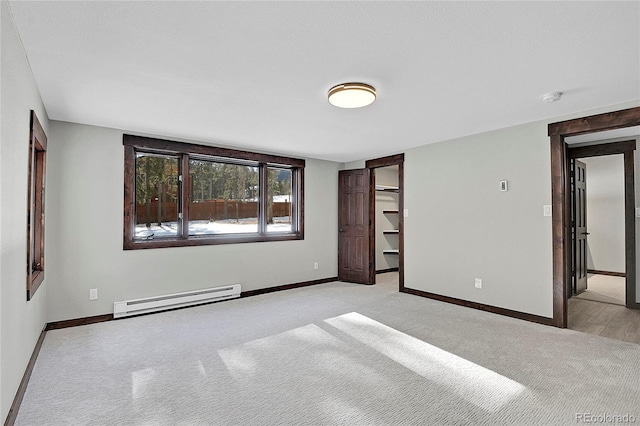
383,249,399,255
382,210,399,214
383,230,399,234
375,185,399,192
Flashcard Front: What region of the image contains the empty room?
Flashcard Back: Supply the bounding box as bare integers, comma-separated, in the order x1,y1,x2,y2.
2,1,640,425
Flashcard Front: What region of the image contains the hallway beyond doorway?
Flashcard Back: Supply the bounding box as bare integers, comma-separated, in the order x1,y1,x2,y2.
575,274,625,306
569,300,640,345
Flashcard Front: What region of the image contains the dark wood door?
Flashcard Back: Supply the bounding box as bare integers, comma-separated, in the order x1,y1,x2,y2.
338,169,373,284
574,160,588,295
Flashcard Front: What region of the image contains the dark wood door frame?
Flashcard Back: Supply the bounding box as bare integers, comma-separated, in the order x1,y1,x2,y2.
568,141,636,307
548,106,640,328
365,154,405,290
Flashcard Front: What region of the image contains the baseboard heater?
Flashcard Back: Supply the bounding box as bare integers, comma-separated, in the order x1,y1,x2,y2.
113,284,241,318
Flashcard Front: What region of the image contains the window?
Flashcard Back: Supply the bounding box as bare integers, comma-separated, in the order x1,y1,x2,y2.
134,153,180,239
267,167,293,233
123,135,304,249
188,159,259,236
27,111,47,300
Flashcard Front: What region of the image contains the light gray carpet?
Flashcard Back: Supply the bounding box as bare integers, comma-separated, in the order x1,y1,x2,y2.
16,273,640,425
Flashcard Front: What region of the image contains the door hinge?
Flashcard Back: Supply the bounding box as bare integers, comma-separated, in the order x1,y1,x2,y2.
178,213,183,220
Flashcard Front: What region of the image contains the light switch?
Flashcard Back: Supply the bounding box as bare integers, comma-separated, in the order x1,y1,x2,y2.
403,209,409,218
636,208,640,218
543,205,552,217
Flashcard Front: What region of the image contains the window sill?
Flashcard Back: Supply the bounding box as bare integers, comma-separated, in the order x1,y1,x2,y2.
124,233,303,250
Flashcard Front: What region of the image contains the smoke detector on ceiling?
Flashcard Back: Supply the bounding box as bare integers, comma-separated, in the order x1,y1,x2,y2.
542,92,562,103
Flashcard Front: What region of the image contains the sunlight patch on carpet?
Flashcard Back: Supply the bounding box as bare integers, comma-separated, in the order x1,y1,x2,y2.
325,312,526,412
131,367,158,400
196,360,207,377
217,323,347,379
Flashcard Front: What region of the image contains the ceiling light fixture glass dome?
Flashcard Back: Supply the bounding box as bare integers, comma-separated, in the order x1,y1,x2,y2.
328,83,376,108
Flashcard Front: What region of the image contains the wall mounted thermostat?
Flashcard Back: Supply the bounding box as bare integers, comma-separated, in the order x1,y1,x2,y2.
499,180,508,192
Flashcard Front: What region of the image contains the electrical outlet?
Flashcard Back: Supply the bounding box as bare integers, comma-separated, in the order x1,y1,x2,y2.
543,205,552,217
475,278,482,289
89,288,98,300
314,261,319,270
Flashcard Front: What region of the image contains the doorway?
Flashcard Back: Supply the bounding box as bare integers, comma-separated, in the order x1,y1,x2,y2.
337,154,404,289
548,106,640,328
566,149,638,344
570,154,626,306
566,141,636,311
367,154,404,289
373,165,400,278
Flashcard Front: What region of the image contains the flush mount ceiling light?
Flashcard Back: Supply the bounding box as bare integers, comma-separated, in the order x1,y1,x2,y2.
328,83,376,108
542,92,562,103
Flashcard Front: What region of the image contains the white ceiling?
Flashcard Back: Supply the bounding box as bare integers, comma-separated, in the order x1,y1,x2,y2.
8,1,640,163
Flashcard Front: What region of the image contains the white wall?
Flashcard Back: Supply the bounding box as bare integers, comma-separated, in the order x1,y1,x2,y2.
343,160,365,170
402,103,640,318
0,1,50,421
375,166,399,271
582,155,625,273
404,120,554,317
45,121,340,322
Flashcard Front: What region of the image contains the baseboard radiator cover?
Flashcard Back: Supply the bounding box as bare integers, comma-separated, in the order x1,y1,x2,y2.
113,284,241,318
